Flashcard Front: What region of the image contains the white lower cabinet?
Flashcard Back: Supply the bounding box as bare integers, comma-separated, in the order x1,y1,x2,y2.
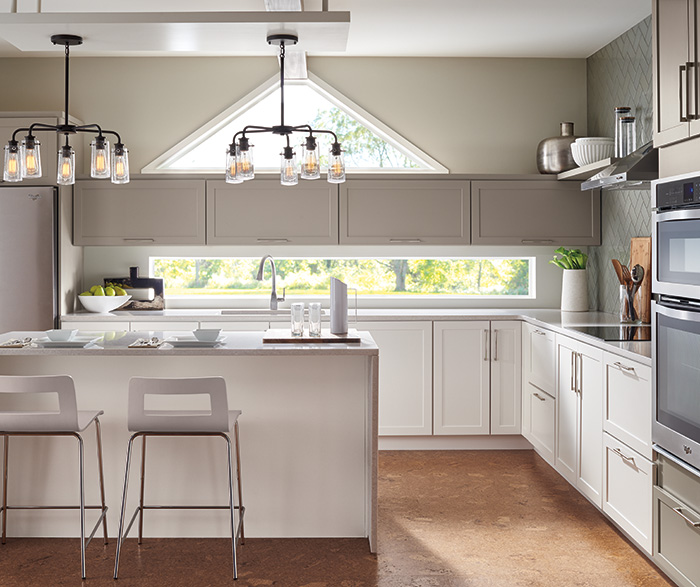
556,334,604,507
523,382,556,465
363,321,433,436
603,432,654,554
490,321,522,435
522,323,556,397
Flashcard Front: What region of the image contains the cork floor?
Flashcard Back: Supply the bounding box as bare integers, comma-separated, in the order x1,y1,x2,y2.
0,450,674,586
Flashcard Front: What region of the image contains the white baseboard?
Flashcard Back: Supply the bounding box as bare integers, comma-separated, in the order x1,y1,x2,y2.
378,435,534,450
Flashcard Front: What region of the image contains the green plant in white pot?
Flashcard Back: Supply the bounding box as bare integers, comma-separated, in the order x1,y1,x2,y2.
550,247,589,312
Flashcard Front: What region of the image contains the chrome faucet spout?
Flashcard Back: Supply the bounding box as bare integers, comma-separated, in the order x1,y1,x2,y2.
256,255,285,310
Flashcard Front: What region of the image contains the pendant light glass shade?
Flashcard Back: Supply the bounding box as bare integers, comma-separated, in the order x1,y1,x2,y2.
57,145,75,185
280,147,298,186
90,137,111,179
225,144,243,184
3,142,21,182
20,136,42,178
300,136,320,180
327,143,346,184
111,143,130,184
237,137,254,180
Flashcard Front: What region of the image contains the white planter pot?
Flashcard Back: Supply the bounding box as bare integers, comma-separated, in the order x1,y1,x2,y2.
561,269,589,312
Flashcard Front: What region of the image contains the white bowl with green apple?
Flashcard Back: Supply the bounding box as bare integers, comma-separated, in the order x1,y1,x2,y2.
78,284,132,313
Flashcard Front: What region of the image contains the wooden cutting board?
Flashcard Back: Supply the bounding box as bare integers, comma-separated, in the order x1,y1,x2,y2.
262,328,362,344
630,237,652,323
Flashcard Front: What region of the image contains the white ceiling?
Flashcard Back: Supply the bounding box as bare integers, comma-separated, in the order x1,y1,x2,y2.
0,0,652,59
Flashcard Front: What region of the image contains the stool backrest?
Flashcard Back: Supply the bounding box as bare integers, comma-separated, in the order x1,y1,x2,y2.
128,376,229,432
0,375,79,432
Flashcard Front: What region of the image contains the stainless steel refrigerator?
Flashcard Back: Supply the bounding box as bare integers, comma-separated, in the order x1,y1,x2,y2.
0,186,57,332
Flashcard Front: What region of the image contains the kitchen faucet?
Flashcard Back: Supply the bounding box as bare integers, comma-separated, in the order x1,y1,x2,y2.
256,255,286,310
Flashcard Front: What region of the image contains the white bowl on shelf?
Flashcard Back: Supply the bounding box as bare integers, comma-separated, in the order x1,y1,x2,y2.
571,137,614,167
46,329,78,342
78,294,131,314
193,328,222,342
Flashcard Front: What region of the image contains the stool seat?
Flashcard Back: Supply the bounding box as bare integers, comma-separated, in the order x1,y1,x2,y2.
128,409,241,433
1,410,104,433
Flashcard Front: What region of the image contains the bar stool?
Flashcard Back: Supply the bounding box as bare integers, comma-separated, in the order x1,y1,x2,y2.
113,376,245,580
0,375,108,580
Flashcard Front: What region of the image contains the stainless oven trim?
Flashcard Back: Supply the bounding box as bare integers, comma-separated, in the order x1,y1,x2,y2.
652,300,700,471
653,207,700,299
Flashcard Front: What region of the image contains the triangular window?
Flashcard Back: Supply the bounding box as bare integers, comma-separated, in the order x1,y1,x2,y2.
142,73,447,174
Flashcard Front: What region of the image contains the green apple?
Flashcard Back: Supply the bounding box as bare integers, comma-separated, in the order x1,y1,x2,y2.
105,286,115,296
79,291,92,296
89,285,100,294
114,286,127,296
93,286,106,296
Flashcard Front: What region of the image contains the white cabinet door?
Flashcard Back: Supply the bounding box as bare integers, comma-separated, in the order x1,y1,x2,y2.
490,320,521,435
433,321,490,435
603,352,653,460
526,383,556,466
523,323,556,397
603,432,654,554
363,321,432,436
556,338,579,485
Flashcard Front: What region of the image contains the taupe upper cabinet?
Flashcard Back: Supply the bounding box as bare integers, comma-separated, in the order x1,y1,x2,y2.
339,180,470,245
653,0,700,146
471,180,601,246
206,179,338,245
74,180,206,245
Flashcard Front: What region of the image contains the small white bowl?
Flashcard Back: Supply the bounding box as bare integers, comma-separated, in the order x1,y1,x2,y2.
78,294,131,314
571,137,614,166
46,329,78,342
193,328,222,342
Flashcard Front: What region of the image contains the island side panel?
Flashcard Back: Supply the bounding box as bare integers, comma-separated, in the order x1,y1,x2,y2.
0,354,371,541
368,353,378,553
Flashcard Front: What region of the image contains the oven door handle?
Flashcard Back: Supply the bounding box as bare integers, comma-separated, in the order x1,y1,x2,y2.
654,300,700,322
654,207,700,221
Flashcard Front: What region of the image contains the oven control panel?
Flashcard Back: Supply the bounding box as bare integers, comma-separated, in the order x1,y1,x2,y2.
656,176,700,209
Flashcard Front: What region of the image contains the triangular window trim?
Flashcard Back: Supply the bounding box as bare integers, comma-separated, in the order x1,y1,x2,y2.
141,72,448,175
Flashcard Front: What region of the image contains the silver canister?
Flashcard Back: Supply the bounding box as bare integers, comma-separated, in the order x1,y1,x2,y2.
536,122,578,174
614,107,632,158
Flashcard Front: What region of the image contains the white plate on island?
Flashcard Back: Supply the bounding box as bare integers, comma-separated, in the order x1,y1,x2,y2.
164,336,225,348
34,336,100,348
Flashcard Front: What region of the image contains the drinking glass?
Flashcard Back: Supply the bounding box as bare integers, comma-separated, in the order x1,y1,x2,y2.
308,302,322,337
291,302,305,336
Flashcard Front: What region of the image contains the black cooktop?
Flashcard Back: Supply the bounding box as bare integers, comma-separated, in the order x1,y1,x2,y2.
565,325,652,342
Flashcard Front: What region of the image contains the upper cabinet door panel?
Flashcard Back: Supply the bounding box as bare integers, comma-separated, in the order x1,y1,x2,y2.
471,180,601,246
74,180,205,245
206,180,339,245
339,180,470,245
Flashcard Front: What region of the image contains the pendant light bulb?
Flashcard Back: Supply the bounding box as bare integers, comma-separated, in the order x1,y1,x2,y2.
20,135,42,178
57,144,75,185
280,146,298,186
237,137,254,180
328,142,346,184
300,135,320,180
111,143,130,184
3,141,22,182
90,136,111,179
225,143,243,184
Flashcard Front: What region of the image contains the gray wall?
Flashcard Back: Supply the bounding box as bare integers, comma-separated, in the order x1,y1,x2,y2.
586,16,652,314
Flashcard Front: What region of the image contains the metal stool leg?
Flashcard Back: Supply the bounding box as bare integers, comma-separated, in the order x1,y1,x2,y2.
77,433,86,580
94,418,108,544
224,434,237,580
1,434,7,545
138,435,146,544
114,434,138,580
234,421,244,544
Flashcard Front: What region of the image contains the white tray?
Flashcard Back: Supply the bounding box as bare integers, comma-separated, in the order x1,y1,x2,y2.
35,336,100,348
164,336,225,348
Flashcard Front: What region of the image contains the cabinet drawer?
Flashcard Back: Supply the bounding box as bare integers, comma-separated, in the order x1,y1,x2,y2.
654,486,700,587
603,432,654,554
523,324,556,396
603,353,652,460
527,383,555,466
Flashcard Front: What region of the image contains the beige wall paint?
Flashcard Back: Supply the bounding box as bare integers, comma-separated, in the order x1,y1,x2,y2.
0,55,586,174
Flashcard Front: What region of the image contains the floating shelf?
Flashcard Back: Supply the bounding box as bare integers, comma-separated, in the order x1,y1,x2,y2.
557,158,616,181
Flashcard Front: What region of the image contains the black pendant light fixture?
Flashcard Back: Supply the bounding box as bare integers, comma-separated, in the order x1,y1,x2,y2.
3,34,129,186
226,34,345,186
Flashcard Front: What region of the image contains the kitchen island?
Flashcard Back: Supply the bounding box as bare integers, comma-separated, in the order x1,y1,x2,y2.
0,330,378,551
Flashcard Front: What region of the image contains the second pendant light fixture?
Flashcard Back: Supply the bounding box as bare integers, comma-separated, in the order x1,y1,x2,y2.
225,34,346,186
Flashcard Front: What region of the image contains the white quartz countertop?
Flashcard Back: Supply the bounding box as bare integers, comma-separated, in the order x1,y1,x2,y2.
0,331,378,357
60,308,651,364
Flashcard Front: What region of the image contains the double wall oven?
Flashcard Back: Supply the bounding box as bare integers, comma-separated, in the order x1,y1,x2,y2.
652,172,700,471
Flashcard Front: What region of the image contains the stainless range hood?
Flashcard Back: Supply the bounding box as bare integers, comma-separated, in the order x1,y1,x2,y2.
580,141,658,191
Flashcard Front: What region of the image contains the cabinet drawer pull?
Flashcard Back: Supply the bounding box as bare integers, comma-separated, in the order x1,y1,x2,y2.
612,447,636,465
123,238,155,243
389,238,422,243
672,507,700,528
681,63,688,122
534,329,547,336
521,239,554,244
571,351,575,392
483,329,489,361
577,352,583,396
613,361,636,374
256,238,290,243
533,392,546,402
493,329,498,361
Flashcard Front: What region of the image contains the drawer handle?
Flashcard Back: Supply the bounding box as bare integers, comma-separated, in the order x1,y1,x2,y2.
123,238,155,243
672,507,700,528
389,238,422,243
521,239,554,244
483,329,489,361
533,392,546,402
612,447,636,466
256,238,290,243
613,361,636,374
534,329,547,336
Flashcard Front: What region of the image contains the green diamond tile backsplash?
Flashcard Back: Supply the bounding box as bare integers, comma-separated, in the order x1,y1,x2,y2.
586,16,652,315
